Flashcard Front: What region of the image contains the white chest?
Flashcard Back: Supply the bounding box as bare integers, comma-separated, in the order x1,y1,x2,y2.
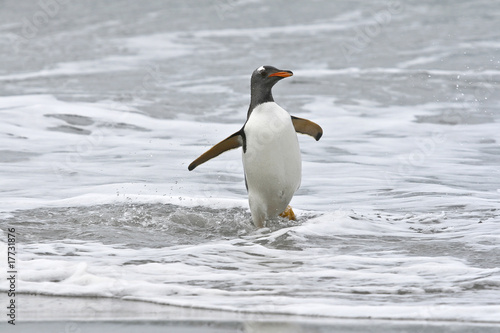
242,102,301,191
244,102,298,157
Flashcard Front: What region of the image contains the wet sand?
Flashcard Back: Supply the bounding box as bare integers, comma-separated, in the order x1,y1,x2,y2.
2,294,499,333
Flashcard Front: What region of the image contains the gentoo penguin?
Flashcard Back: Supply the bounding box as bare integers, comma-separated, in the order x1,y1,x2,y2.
188,66,322,228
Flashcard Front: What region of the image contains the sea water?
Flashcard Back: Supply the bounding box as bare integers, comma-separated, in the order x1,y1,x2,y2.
1,0,499,325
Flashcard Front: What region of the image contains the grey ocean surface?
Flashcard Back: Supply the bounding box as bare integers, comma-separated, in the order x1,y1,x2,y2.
1,0,500,332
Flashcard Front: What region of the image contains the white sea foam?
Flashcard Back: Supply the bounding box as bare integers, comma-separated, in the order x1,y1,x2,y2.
1,91,498,323
3,222,500,321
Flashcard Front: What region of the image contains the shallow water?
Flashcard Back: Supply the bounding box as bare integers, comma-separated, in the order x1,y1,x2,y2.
1,0,500,324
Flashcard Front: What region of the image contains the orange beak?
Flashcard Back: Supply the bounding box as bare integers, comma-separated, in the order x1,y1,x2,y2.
268,71,293,78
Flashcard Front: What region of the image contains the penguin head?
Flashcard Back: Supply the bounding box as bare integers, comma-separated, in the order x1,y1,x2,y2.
249,66,293,109
251,66,293,90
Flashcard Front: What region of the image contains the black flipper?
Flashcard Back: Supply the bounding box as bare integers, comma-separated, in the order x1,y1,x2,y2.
188,131,243,171
291,116,323,141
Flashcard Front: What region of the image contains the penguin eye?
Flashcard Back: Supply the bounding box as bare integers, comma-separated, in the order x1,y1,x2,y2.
260,70,267,78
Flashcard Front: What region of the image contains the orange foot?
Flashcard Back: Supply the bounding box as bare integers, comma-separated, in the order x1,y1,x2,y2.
279,205,296,221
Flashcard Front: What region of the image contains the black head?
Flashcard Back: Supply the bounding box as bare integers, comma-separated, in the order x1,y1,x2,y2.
248,65,293,114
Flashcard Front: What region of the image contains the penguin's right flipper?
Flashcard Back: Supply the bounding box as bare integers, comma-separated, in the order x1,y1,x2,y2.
188,131,243,171
291,116,323,141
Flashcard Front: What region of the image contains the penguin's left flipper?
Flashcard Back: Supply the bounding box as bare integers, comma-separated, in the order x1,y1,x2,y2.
291,116,323,141
188,131,243,171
